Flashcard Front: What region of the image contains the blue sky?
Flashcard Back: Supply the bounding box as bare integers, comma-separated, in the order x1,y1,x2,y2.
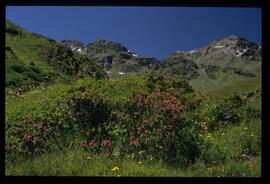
6,6,261,60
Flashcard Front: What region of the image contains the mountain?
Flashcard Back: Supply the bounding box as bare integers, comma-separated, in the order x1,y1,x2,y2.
159,35,261,92
5,19,261,93
5,20,107,89
61,39,159,77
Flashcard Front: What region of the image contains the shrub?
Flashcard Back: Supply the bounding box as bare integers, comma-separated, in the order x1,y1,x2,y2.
65,92,112,130
146,72,194,94
107,87,203,166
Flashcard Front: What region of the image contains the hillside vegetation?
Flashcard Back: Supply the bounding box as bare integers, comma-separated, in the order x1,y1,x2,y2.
5,20,107,90
5,20,261,176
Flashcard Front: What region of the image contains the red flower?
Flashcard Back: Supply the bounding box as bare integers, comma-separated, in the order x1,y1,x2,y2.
160,107,165,111
155,91,161,97
133,112,139,116
101,139,112,148
159,100,165,105
170,104,177,111
168,125,176,133
175,92,181,97
143,129,150,136
89,139,98,147
143,120,149,125
130,139,139,146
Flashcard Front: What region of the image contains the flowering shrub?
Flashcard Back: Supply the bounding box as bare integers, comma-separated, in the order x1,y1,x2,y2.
110,87,203,166
5,114,55,161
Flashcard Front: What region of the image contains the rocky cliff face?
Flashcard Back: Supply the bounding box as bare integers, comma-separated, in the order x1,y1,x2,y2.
86,39,128,55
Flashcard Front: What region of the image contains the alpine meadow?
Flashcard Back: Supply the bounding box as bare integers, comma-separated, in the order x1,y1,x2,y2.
5,12,261,177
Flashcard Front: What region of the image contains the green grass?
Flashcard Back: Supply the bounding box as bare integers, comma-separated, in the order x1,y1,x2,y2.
209,77,261,97
5,75,147,124
6,20,68,87
6,147,260,177
6,19,107,88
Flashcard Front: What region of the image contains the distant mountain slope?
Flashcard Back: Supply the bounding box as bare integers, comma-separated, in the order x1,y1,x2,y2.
61,39,159,77
5,19,261,94
159,35,261,92
5,20,107,88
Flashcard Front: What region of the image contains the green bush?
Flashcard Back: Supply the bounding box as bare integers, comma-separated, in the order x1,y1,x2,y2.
65,92,112,132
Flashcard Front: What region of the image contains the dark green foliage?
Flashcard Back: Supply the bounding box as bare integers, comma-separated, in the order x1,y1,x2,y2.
45,44,80,75
45,44,107,79
66,92,112,130
146,72,194,93
160,55,199,80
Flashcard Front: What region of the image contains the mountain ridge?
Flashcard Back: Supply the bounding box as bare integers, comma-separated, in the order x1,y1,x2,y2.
5,19,261,93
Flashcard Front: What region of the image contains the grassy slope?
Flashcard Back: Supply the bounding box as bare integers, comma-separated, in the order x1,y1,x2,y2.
6,20,68,88
5,75,147,124
5,75,261,176
6,147,260,177
6,20,107,89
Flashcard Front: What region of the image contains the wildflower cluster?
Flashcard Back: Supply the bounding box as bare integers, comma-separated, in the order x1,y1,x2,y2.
113,87,202,165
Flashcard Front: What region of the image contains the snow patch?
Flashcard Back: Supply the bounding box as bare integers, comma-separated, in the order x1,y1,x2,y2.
188,50,197,54
235,49,247,57
132,53,138,57
214,45,224,48
77,48,83,53
70,46,76,51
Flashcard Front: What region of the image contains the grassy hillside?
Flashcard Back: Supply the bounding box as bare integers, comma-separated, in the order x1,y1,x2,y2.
5,73,261,176
5,19,107,89
5,21,261,177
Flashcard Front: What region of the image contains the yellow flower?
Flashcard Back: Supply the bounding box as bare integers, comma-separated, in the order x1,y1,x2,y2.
139,150,144,155
221,133,225,136
244,127,248,130
111,166,120,172
138,161,142,164
207,133,212,139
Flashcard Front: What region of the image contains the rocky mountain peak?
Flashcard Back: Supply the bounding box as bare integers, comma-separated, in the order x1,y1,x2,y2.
60,40,87,54
86,39,128,55
199,35,261,61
